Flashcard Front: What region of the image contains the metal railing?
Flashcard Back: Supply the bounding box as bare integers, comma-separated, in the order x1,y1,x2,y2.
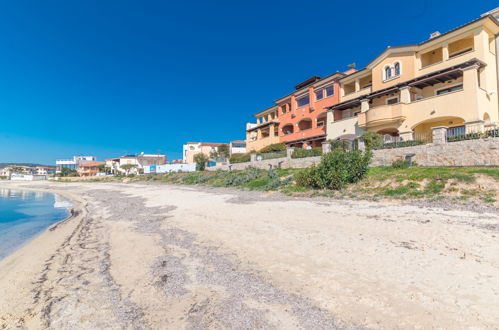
446,126,499,142
376,132,432,149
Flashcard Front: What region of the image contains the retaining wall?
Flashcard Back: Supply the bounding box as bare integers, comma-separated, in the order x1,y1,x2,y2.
371,137,499,166
207,137,499,171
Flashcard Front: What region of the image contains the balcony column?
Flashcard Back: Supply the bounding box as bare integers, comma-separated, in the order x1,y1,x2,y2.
354,79,360,92
361,99,369,113
399,131,414,141
400,86,411,104
462,64,482,122
442,43,449,61
257,128,262,140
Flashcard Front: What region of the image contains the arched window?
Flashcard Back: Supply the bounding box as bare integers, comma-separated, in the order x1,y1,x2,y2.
384,66,392,80
394,62,401,76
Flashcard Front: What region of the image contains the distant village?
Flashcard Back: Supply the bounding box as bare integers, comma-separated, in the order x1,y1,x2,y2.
0,141,246,180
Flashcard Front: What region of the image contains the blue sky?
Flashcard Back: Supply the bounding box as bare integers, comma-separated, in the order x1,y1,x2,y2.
0,0,497,164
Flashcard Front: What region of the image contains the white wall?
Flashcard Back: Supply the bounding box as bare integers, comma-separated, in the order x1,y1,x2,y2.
144,163,196,174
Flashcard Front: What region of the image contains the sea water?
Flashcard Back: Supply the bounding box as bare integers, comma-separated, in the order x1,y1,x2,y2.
0,188,71,260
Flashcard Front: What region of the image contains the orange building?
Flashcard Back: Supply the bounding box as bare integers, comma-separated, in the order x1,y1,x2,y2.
246,70,354,151
77,161,105,177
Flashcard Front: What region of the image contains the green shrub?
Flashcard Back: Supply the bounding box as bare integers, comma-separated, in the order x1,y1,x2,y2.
446,132,482,142
377,140,425,149
329,140,354,151
360,132,382,150
295,149,372,190
259,143,287,153
294,166,319,188
264,168,293,190
223,168,260,187
391,159,411,169
291,148,322,159
194,153,208,171
230,153,251,164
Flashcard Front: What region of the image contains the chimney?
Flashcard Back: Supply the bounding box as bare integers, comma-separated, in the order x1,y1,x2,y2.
430,31,441,39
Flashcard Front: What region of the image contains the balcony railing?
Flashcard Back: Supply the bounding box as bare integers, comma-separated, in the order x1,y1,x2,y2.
358,103,406,128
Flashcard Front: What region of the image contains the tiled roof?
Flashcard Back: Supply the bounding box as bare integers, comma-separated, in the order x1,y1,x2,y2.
80,162,105,167
200,143,226,147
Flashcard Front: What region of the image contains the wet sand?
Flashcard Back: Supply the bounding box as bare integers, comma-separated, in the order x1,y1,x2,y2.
1,181,498,329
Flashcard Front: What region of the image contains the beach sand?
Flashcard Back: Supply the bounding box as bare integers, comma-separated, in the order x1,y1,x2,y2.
0,181,498,329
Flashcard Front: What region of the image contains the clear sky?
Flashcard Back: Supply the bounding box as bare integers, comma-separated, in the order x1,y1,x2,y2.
0,0,497,164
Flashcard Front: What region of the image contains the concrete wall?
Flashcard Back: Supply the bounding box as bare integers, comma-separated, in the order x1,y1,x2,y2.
371,137,499,166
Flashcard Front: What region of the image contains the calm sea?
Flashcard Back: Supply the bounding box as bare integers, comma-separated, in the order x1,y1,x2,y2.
0,188,71,260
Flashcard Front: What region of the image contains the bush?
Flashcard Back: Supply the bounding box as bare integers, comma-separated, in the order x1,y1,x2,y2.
329,140,354,151
446,132,482,142
360,132,382,150
193,153,208,171
377,140,424,149
291,148,322,159
259,143,287,153
295,149,372,190
391,159,411,169
230,153,251,164
294,166,319,188
223,168,260,186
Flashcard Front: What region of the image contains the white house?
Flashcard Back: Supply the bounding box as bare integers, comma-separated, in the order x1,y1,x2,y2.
230,140,247,155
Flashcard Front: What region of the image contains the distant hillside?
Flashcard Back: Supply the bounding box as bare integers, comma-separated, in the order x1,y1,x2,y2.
0,163,55,169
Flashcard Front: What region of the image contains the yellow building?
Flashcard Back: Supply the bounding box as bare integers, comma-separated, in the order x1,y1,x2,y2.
327,11,499,142
245,105,280,152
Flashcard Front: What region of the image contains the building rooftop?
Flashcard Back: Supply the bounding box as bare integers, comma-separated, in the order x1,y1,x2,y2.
79,162,105,167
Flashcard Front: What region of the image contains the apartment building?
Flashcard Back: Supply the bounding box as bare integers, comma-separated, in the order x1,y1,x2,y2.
105,154,167,175
229,140,247,155
245,106,280,152
77,162,106,177
182,142,228,163
327,11,499,142
55,156,96,172
245,72,353,151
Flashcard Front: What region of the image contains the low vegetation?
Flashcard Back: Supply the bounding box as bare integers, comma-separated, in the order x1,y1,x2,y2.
66,149,499,208
291,148,322,159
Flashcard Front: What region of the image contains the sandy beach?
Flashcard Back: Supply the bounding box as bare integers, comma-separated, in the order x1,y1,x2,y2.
0,181,498,329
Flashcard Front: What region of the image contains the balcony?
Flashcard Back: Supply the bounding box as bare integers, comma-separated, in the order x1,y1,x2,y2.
328,116,364,140
358,103,407,128
342,86,372,102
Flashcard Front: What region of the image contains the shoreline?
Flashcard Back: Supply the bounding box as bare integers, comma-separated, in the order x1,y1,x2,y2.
0,182,85,328
1,181,498,328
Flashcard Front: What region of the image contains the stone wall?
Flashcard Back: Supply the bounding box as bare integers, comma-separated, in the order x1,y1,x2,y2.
207,155,321,171
371,137,499,166
208,136,499,171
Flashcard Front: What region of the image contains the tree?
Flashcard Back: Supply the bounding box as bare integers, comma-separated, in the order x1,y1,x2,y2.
217,144,230,158
98,164,111,174
193,153,208,171
120,164,137,176
59,167,78,177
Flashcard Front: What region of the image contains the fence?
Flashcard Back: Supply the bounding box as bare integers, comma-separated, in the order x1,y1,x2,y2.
376,132,432,150
256,151,287,160
446,126,499,143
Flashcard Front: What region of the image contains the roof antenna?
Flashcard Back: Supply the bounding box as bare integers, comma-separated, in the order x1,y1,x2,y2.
347,63,356,69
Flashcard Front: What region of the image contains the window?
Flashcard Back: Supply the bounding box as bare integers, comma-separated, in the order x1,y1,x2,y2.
281,105,287,114
315,89,324,101
386,97,399,105
394,62,401,76
296,94,310,107
325,85,334,97
436,84,463,96
384,66,392,80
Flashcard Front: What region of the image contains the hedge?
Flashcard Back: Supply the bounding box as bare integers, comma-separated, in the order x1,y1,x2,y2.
291,148,322,159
